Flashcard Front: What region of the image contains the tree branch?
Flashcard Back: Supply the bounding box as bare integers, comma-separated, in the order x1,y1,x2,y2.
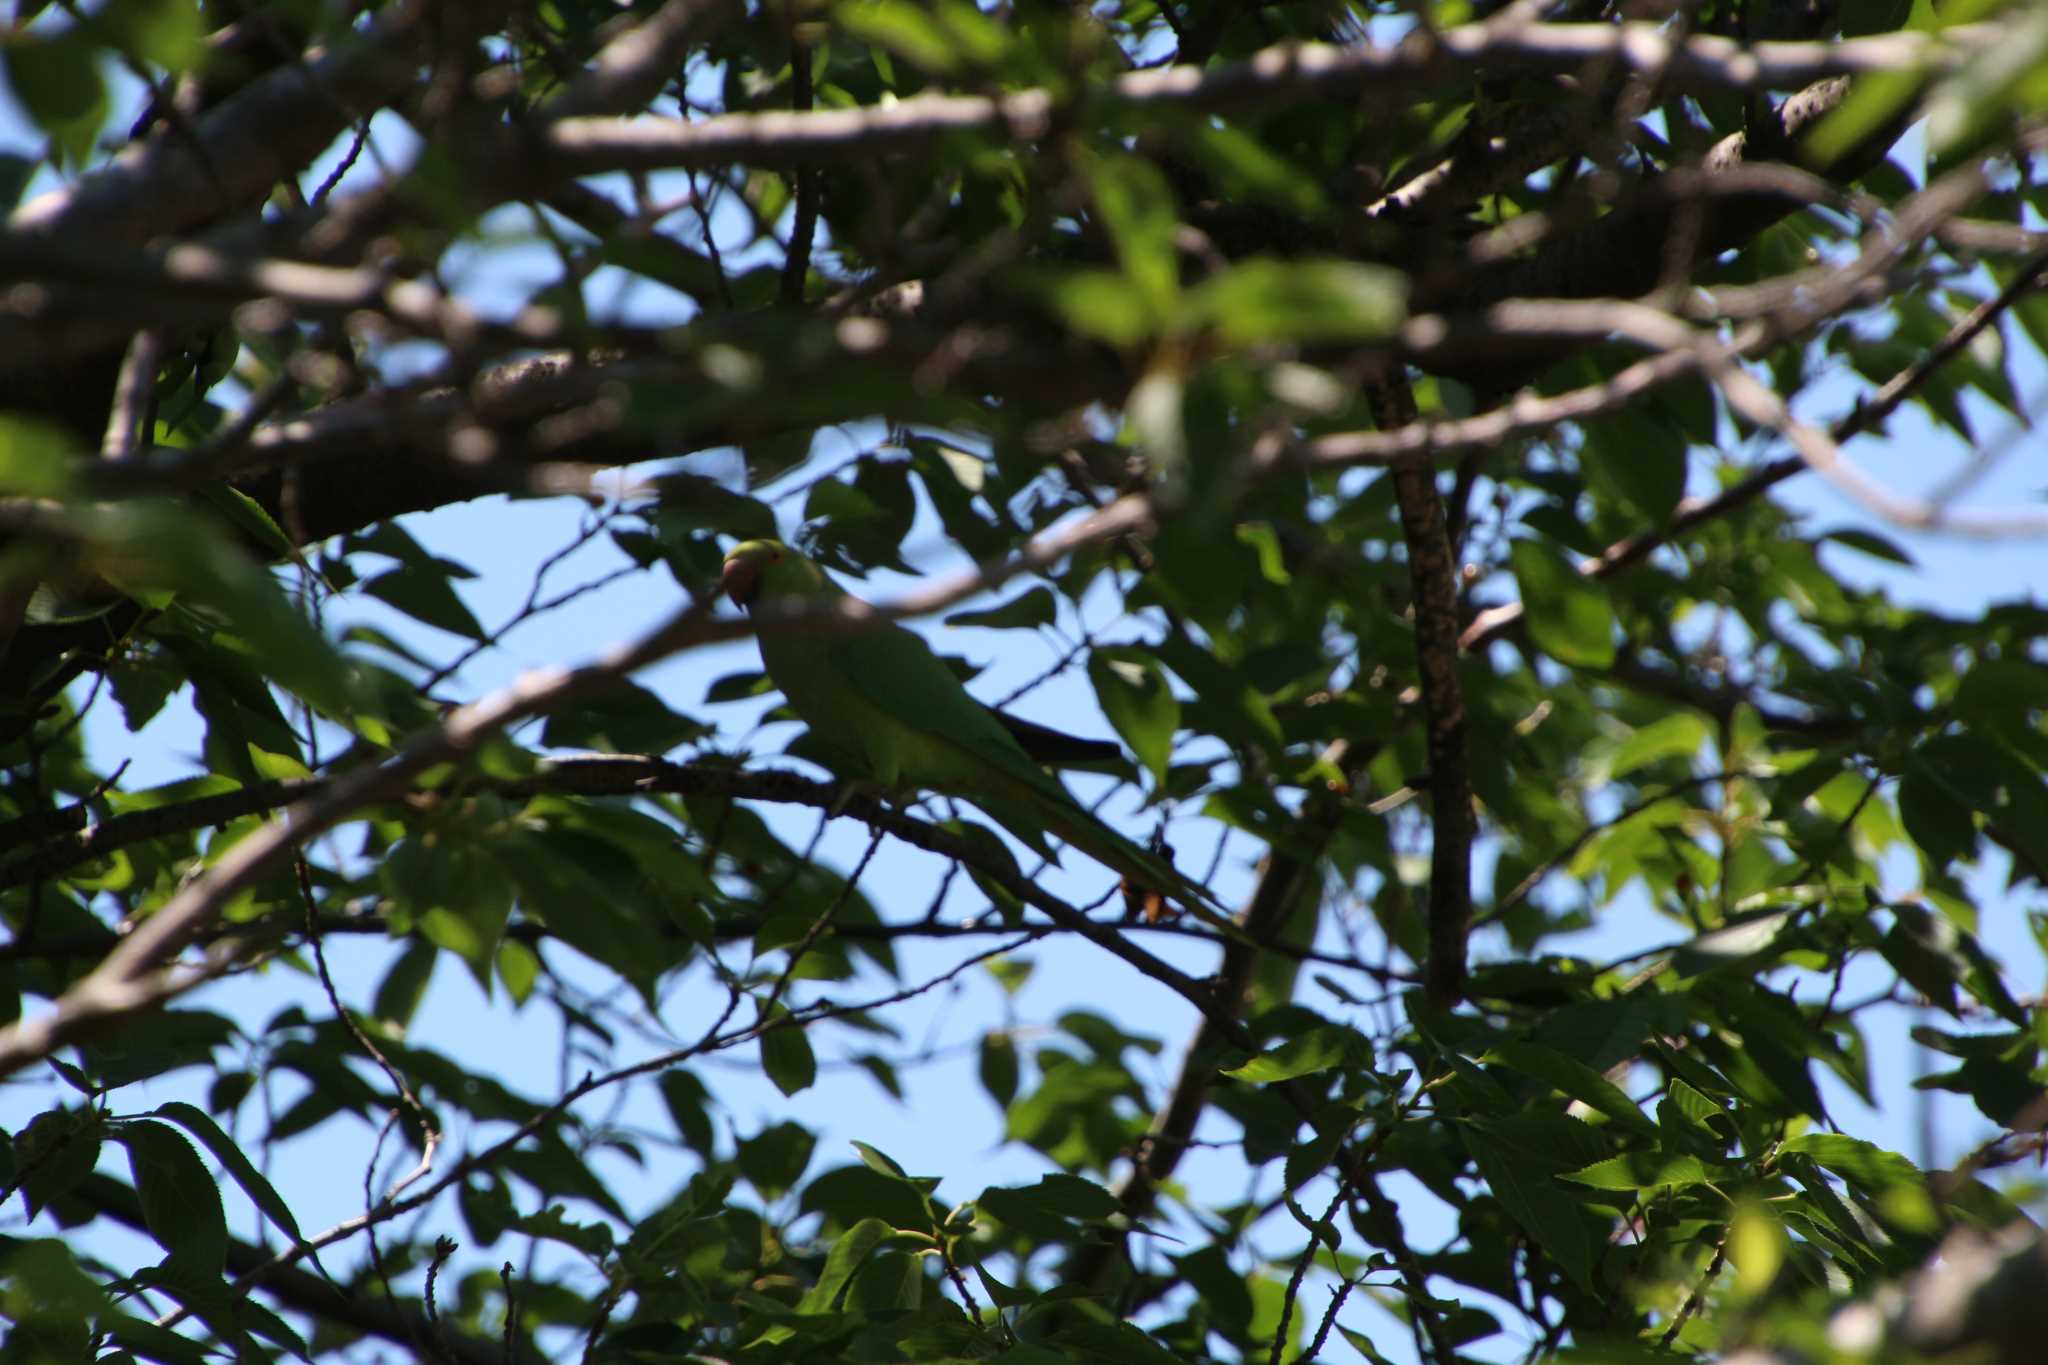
1368,367,1474,1009
540,23,1993,178
9,0,497,248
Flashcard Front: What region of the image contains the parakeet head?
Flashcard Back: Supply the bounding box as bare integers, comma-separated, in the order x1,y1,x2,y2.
722,539,828,608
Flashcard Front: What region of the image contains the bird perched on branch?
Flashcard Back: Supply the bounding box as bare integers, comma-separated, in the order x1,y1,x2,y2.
721,538,1227,926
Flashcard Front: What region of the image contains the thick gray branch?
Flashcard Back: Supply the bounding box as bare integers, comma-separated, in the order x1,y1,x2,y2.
9,0,504,247
539,23,1991,175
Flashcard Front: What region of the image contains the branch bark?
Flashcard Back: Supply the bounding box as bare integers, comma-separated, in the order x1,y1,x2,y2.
538,23,1991,178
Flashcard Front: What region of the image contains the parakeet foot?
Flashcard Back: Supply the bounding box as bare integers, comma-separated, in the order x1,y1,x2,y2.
827,779,876,818
828,778,921,821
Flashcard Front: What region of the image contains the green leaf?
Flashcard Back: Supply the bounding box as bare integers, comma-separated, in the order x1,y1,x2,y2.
850,1141,923,1184
1878,906,1964,1012
837,0,1006,74
387,837,514,994
1822,527,1915,566
1021,1172,1121,1221
0,153,29,211
114,1120,229,1276
1054,1321,1187,1365
75,1008,234,1089
497,937,539,1005
501,1130,628,1220
90,502,359,717
493,829,675,998
1603,713,1710,782
1924,6,2048,155
97,0,205,69
196,484,295,559
0,1238,108,1326
1917,1054,2046,1128
979,1033,1020,1106
845,1248,924,1311
762,1013,818,1097
371,939,438,1035
1560,1151,1714,1192
806,459,918,571
512,1204,616,1257
1484,1040,1657,1136
1510,539,1616,669
1805,66,1926,169
1840,0,1914,37
850,1062,907,1109
975,1265,1036,1309
1179,120,1328,217
985,955,1034,995
1899,751,1978,867
738,1121,818,1199
1580,406,1686,525
1779,1133,1918,1188
1461,1112,1605,1293
104,1307,220,1365
1673,909,1796,978
799,1217,895,1311
977,1173,1121,1236
1284,1127,1344,1193
945,586,1057,630
539,680,708,753
2,30,107,167
150,1102,304,1245
1903,734,2048,875
658,1068,715,1154
1087,648,1180,788
1337,1325,1402,1365
645,486,777,545
1155,632,1285,755
1087,153,1179,312
1694,980,1832,1122
1224,1025,1368,1083
0,414,74,496
359,563,485,640
14,1107,105,1220
1782,1134,1939,1233
105,652,182,732
1182,258,1406,346
1037,268,1166,348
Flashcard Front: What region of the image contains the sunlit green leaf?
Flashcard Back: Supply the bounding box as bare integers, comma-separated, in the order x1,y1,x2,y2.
1087,647,1179,788
1509,539,1616,669
1182,258,1406,346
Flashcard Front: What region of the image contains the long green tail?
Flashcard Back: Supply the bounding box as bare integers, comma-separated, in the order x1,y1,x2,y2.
1024,788,1244,938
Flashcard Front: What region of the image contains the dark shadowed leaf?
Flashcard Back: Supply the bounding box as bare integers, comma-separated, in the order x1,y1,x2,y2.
1509,539,1616,669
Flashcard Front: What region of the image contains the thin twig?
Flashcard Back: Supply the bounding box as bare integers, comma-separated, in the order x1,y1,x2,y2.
779,35,819,306
1268,1181,1352,1365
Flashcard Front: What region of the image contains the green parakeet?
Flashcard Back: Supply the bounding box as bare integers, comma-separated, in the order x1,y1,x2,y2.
722,538,1222,921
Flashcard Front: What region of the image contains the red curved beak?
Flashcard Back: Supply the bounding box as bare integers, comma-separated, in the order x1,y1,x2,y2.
722,555,760,608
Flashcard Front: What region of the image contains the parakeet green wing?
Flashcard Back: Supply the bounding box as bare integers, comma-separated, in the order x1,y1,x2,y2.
814,623,1071,862
823,622,1224,918
823,626,1072,793
723,539,1229,924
